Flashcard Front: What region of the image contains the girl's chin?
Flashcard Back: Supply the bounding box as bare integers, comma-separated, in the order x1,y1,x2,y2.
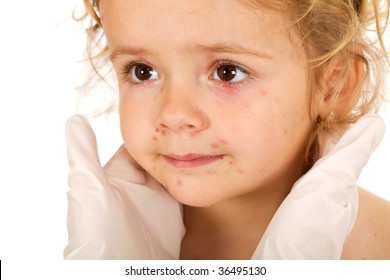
165,187,225,208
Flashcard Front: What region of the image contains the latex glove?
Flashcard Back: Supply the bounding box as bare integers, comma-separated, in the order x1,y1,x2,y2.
63,115,184,259
252,114,385,259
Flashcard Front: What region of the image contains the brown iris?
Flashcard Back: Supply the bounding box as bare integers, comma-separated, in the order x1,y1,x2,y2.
216,65,237,81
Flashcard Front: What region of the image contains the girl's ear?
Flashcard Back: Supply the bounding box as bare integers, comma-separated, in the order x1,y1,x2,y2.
317,51,364,120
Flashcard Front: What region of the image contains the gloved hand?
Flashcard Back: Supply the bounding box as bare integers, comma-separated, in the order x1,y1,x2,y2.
252,114,385,259
63,115,184,259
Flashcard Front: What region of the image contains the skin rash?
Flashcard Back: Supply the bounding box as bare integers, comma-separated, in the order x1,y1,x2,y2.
98,0,390,259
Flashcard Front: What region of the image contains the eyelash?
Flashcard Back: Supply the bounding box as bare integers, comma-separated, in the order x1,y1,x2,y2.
119,59,252,88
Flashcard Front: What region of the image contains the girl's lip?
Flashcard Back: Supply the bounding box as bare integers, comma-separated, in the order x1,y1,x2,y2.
163,154,224,168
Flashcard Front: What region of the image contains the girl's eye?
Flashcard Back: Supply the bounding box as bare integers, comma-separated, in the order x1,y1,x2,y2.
129,63,159,83
212,64,248,83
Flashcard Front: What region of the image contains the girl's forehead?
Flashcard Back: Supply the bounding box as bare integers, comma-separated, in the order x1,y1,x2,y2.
100,0,285,28
100,0,296,55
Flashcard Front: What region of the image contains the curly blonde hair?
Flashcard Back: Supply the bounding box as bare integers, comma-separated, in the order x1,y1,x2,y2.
75,0,389,168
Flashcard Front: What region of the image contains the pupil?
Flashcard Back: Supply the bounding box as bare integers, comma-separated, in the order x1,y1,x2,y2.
217,65,237,81
135,64,152,80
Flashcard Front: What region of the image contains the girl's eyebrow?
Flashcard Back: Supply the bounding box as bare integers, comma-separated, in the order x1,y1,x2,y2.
109,43,274,61
110,47,155,61
194,43,274,60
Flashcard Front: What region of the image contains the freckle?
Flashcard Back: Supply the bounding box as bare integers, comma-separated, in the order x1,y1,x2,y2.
152,136,157,141
229,161,233,165
152,166,157,171
238,169,243,174
283,129,288,135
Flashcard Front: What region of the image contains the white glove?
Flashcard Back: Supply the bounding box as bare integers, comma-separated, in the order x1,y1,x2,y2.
63,115,184,259
252,114,385,259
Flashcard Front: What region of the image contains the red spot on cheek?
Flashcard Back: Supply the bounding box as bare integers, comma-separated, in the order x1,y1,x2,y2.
211,142,219,149
152,136,157,141
155,127,167,136
259,90,267,96
190,131,199,137
211,139,228,148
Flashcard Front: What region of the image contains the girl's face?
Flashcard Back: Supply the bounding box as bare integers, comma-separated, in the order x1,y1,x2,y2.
100,0,313,207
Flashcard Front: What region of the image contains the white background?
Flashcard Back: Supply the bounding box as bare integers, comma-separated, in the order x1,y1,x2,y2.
0,0,389,277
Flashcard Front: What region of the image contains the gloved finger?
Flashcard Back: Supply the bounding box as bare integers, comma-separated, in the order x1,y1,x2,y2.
253,114,385,259
291,114,384,206
103,145,146,184
322,114,385,179
65,114,105,189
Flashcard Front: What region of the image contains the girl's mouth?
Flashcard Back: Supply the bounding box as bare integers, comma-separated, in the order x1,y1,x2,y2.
163,154,224,168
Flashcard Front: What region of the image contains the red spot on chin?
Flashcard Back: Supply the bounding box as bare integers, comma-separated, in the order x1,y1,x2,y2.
176,179,182,186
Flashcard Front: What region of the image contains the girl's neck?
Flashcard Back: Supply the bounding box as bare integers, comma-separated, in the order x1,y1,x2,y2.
180,183,292,260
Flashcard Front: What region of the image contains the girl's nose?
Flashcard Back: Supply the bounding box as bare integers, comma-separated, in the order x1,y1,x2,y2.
156,84,209,134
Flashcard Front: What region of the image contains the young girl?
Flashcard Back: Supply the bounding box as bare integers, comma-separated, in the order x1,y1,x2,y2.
64,0,390,259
